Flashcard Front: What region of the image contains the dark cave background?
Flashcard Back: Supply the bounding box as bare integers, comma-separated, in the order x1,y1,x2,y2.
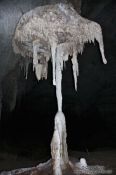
0,0,116,161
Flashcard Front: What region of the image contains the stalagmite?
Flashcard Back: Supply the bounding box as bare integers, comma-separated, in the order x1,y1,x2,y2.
0,2,112,175
51,112,68,175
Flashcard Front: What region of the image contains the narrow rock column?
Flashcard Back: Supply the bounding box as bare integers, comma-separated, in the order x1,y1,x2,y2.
51,46,69,175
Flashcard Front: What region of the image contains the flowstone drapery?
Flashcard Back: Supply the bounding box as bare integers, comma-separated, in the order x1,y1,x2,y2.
1,3,112,175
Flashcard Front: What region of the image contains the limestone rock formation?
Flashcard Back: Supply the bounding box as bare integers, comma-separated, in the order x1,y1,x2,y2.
8,3,112,175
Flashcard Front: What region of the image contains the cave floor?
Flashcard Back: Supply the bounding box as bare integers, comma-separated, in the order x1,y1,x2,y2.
0,150,115,175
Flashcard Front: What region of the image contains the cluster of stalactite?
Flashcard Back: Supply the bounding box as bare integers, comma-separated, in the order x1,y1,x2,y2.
12,3,107,90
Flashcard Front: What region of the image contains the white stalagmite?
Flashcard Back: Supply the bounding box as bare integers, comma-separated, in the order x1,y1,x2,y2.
10,3,112,175
51,112,68,175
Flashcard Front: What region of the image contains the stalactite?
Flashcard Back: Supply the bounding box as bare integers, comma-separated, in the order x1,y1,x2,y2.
72,45,79,91
51,42,57,86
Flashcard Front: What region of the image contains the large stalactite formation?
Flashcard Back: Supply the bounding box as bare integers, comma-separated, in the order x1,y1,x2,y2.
0,2,112,175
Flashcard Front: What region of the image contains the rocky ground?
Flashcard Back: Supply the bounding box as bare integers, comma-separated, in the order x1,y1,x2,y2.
0,149,115,175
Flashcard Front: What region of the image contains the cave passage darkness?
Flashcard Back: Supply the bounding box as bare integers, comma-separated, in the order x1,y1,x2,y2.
0,0,116,165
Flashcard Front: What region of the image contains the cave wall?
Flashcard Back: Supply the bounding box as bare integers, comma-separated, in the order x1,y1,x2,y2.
0,0,116,147
80,0,116,114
